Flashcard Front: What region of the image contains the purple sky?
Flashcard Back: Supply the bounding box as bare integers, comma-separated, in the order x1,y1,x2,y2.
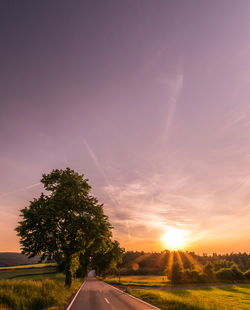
1,0,250,253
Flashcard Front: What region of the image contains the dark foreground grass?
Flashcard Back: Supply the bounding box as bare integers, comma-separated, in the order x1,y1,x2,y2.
0,279,82,310
129,285,250,310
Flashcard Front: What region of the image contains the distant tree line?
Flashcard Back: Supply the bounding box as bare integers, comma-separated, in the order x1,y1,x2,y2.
111,250,250,284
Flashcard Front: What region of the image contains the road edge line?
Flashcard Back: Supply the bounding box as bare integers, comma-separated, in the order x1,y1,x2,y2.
66,279,86,310
104,282,161,310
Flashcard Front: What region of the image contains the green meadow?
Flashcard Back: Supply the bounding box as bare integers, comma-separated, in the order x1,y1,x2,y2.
129,285,250,310
105,275,170,287
104,275,250,309
0,264,81,310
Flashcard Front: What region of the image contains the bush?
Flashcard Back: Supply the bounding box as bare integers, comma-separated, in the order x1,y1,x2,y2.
215,265,244,282
244,269,250,280
182,269,203,283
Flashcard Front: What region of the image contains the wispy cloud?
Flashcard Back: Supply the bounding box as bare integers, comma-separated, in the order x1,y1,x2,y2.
0,182,41,199
82,138,119,206
163,73,183,142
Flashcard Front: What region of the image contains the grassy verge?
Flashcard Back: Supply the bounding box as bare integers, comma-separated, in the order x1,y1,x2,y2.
0,279,82,310
128,285,250,310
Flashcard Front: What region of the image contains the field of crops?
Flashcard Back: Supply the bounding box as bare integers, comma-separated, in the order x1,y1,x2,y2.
0,264,60,280
129,285,250,310
0,263,56,270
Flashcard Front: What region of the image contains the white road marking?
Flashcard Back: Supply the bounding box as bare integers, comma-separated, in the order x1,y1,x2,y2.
66,280,86,310
104,297,110,304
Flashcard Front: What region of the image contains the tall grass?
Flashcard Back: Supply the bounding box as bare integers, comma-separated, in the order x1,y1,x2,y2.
0,279,81,310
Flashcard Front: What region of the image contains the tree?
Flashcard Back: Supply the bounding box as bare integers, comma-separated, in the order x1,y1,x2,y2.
167,261,183,283
215,264,244,282
91,240,124,277
16,168,114,287
202,262,215,281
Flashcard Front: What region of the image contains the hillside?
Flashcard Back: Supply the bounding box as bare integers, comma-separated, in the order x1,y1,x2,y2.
0,252,42,266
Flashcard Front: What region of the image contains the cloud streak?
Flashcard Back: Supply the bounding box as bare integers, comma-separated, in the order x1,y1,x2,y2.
0,183,41,199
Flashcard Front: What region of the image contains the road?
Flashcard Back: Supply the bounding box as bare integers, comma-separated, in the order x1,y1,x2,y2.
68,277,160,310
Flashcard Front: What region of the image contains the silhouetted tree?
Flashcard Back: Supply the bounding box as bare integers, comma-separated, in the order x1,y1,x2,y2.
203,262,215,279
170,262,183,283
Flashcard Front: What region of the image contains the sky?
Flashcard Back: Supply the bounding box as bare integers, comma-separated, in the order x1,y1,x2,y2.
1,0,250,254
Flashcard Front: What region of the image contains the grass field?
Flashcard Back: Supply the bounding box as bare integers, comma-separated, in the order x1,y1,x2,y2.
0,279,81,310
0,265,59,280
0,263,56,270
129,285,250,310
105,275,170,287
0,264,82,309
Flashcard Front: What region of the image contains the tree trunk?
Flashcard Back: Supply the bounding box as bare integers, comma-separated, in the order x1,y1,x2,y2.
65,269,72,287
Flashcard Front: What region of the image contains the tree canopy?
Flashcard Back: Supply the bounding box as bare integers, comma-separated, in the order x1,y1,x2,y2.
16,168,122,286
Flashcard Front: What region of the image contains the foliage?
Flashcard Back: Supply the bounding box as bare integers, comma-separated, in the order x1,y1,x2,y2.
114,250,250,284
215,265,244,282
16,168,118,286
213,260,234,272
182,269,202,283
168,262,183,283
0,279,81,310
202,262,214,278
91,240,124,277
244,269,250,280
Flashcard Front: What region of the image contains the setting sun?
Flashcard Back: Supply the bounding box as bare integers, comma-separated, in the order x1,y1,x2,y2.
162,227,187,250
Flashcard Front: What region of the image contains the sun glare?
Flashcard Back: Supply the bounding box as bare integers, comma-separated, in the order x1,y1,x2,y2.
162,227,187,250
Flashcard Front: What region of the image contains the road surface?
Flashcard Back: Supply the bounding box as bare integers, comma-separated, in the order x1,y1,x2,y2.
68,277,160,310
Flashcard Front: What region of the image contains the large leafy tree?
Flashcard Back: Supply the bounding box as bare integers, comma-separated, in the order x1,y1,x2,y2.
16,168,114,286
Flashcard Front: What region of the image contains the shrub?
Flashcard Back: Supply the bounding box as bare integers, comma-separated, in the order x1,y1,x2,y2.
215,265,244,282
244,269,250,280
182,269,203,283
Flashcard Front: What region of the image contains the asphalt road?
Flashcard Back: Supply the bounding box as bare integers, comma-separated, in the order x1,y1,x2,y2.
68,277,160,310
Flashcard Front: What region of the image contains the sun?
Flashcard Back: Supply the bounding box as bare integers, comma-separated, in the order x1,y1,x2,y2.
162,227,187,250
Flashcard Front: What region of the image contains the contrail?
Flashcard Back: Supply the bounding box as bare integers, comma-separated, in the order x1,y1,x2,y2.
0,182,41,199
82,138,119,206
164,73,183,142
